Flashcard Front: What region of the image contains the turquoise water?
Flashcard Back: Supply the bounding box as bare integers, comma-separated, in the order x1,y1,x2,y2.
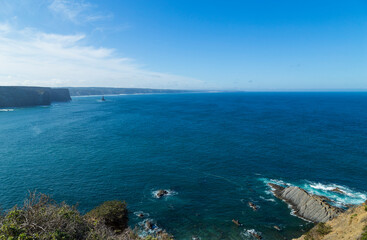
0,92,366,239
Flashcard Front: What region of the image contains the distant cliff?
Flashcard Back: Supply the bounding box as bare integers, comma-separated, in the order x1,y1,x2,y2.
0,86,71,108
50,88,72,102
68,87,191,96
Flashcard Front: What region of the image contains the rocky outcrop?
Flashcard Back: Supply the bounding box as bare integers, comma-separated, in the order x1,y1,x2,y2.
155,190,169,198
0,86,71,108
268,183,344,223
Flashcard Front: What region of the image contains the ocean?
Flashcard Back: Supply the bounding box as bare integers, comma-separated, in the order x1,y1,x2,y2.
0,92,366,239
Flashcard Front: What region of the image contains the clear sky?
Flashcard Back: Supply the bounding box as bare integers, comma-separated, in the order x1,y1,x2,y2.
0,0,366,90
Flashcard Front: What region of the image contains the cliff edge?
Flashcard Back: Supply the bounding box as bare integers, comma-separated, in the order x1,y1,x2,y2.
0,86,71,108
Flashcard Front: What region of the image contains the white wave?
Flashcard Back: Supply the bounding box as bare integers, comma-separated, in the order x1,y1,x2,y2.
240,229,262,240
259,177,291,198
309,183,348,194
269,178,291,187
137,218,164,237
303,181,366,206
260,177,367,211
259,177,291,187
288,205,312,223
260,196,276,202
0,109,14,112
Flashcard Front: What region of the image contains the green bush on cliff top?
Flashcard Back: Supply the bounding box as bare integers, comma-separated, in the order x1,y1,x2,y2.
0,192,172,240
85,201,128,232
361,225,367,240
316,222,332,236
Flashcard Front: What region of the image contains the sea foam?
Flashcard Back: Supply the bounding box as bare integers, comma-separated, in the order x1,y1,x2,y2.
260,177,367,207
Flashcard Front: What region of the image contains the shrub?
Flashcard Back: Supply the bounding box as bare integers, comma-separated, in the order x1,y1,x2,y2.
86,201,128,233
304,232,315,240
361,225,367,240
0,192,89,240
0,193,171,240
316,222,332,236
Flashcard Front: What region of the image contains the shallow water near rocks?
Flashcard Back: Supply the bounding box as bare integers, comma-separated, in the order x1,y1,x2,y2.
0,92,366,239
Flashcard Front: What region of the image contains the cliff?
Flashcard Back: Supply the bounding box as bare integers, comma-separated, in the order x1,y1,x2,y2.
50,88,72,102
68,87,191,96
0,86,71,108
294,203,367,240
268,183,343,223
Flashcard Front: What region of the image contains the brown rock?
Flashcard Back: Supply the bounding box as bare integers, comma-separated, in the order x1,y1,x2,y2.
232,219,242,226
145,220,153,230
156,189,169,198
274,225,281,231
330,187,345,195
248,201,258,211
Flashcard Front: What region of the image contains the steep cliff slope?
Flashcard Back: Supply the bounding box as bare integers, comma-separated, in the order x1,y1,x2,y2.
0,86,71,108
294,203,367,240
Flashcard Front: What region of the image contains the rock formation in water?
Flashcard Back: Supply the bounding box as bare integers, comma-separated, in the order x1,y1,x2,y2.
0,86,71,108
268,183,344,223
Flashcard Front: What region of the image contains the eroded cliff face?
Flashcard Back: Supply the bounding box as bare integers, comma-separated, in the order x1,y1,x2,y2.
268,183,343,223
0,86,71,108
50,88,72,102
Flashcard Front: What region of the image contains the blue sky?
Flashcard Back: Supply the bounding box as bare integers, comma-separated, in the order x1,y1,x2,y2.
0,0,366,90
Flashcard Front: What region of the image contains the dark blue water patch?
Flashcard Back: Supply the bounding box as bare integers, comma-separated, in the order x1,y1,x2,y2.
0,92,366,239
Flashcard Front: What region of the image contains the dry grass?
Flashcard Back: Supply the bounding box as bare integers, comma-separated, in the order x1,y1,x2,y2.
294,203,367,240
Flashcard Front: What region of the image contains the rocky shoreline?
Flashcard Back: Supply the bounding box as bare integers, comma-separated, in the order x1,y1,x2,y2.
268,183,344,223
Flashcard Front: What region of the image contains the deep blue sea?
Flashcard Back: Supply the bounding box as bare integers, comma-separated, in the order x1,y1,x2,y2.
1,92,367,240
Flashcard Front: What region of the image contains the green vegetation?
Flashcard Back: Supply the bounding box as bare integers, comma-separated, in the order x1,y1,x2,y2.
304,232,315,240
0,192,173,240
315,222,332,236
364,205,367,212
85,201,128,233
361,225,367,240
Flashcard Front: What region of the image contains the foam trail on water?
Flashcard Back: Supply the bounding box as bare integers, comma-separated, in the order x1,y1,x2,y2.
260,196,276,202
302,181,367,207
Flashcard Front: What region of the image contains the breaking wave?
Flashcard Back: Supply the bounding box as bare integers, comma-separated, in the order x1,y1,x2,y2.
302,181,366,207
260,177,367,207
240,228,262,240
